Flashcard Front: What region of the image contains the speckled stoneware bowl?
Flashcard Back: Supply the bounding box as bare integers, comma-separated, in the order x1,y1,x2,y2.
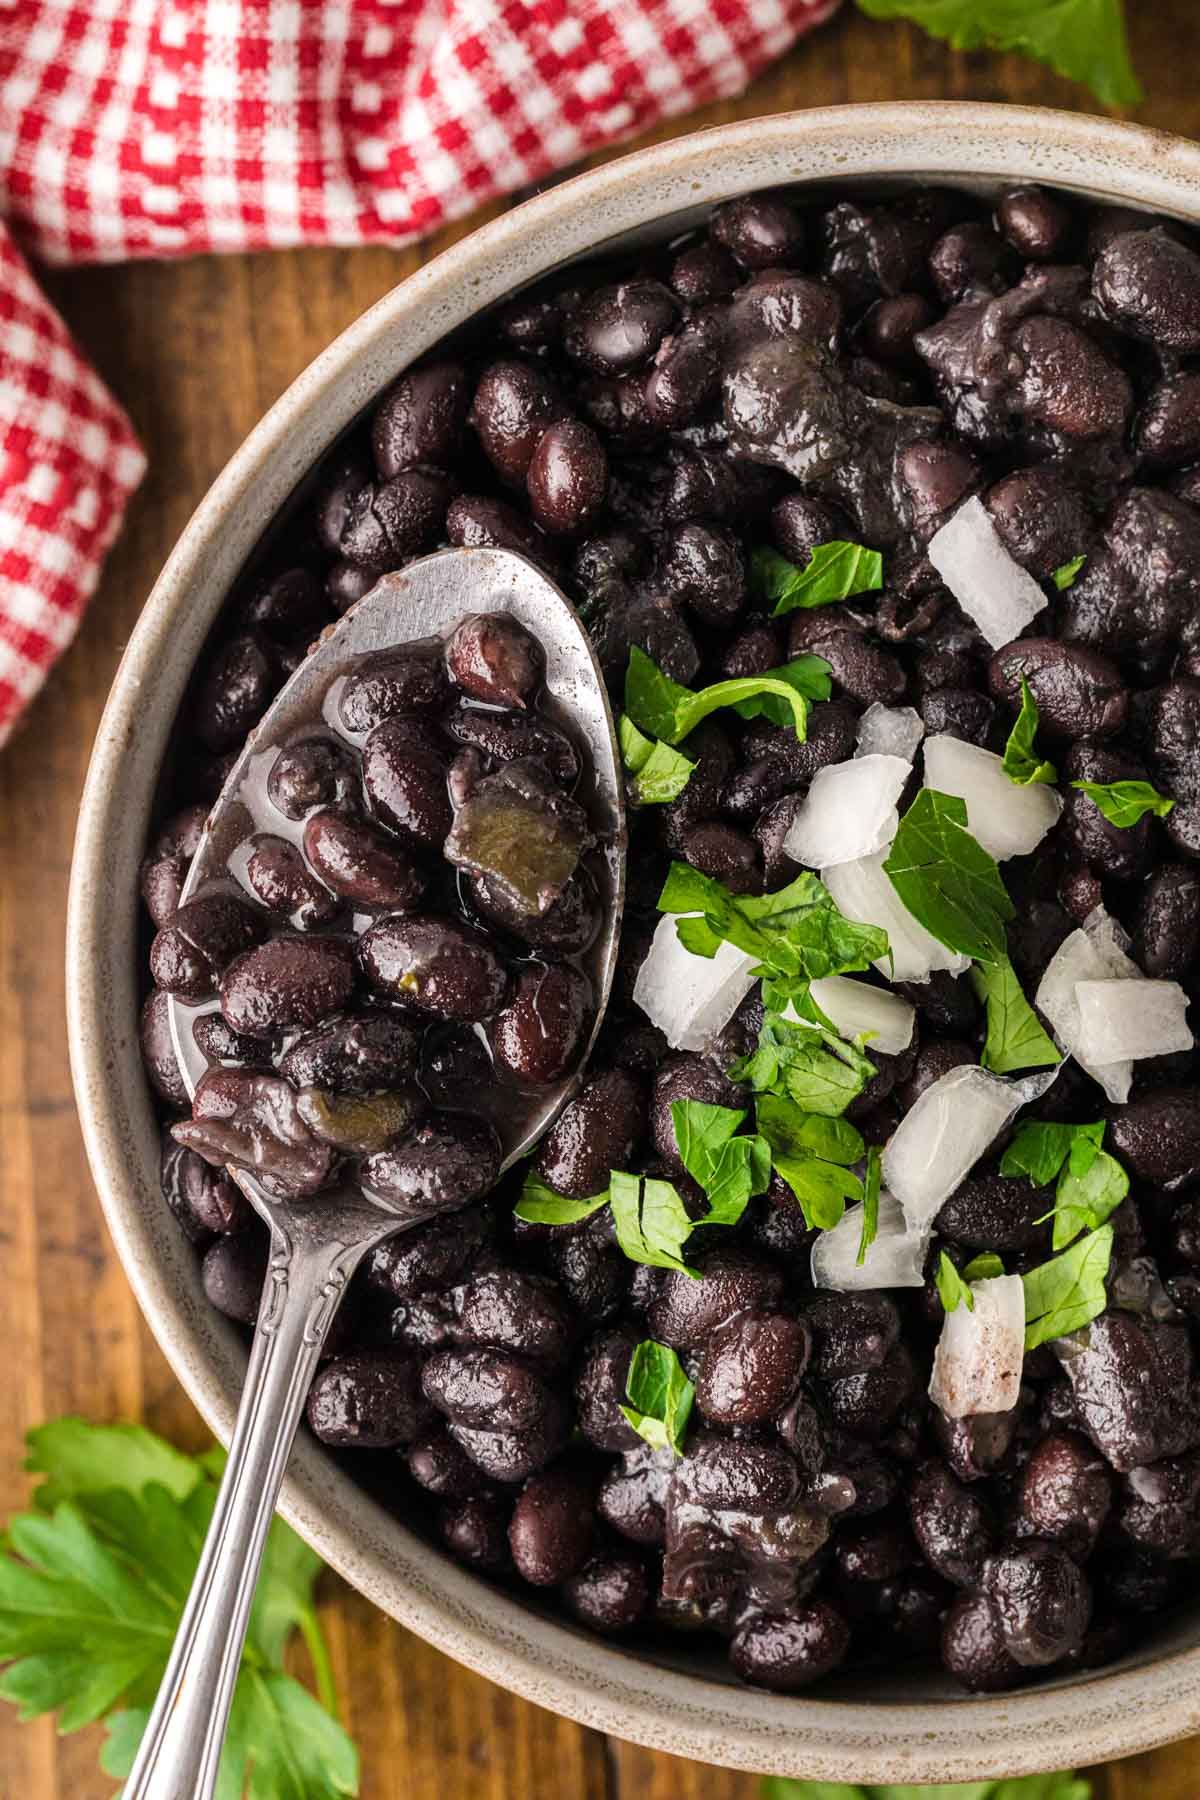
67,103,1200,1782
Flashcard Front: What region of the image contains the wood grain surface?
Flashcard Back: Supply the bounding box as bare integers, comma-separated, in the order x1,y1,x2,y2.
3,6,1200,1794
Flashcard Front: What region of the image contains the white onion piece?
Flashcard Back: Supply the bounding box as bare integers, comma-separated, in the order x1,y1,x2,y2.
807,975,916,1056
922,734,1062,861
929,1274,1026,1419
811,1191,929,1291
927,495,1049,649
822,850,972,983
1035,910,1141,1103
1074,978,1193,1065
883,1064,1057,1234
783,754,910,869
856,703,925,763
632,913,755,1051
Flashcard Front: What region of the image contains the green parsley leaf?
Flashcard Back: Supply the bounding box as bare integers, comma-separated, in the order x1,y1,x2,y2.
608,1171,700,1276
858,1145,883,1266
936,1251,975,1313
963,1252,1006,1282
750,541,884,616
731,1009,876,1116
514,1170,609,1225
756,1092,865,1229
971,955,1062,1075
0,1420,356,1797
658,862,889,990
1052,555,1087,591
730,657,835,728
883,789,1014,964
670,1100,771,1226
1001,679,1057,787
620,1340,695,1457
1070,778,1176,828
618,714,696,805
1049,1147,1129,1251
999,1119,1083,1187
853,0,1141,109
625,645,825,747
1022,1223,1114,1349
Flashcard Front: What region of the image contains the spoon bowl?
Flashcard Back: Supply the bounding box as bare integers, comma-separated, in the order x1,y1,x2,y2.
127,546,624,1800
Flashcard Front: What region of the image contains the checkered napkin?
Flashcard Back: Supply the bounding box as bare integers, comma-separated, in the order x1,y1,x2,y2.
0,0,837,745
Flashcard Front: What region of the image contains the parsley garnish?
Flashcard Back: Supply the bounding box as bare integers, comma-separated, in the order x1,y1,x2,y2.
620,1340,695,1458
1053,554,1087,591
750,541,884,616
1022,1223,1115,1349
971,956,1062,1075
513,1173,610,1225
1070,778,1175,827
854,0,1140,109
624,645,829,746
936,1250,975,1313
1001,1119,1129,1250
1002,679,1057,787
883,789,1014,964
608,1170,701,1276
0,1419,356,1797
618,714,696,804
730,1003,877,1117
755,1092,865,1229
857,1145,883,1266
670,1100,771,1224
963,1252,1006,1282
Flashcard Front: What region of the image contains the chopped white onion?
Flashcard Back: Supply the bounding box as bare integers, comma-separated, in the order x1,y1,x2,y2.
1074,978,1193,1065
856,703,925,763
807,975,916,1056
929,1274,1026,1419
811,1191,929,1291
822,850,972,984
632,913,756,1052
883,1063,1057,1235
1035,908,1141,1103
782,754,910,869
927,495,1049,649
922,734,1062,861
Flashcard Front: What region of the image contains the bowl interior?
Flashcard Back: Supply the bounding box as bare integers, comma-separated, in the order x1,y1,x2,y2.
67,104,1200,1781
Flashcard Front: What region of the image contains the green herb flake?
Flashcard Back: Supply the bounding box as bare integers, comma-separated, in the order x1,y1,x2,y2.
658,862,889,991
608,1170,700,1276
1052,554,1087,591
1022,1223,1115,1350
670,1100,771,1226
730,657,835,729
1000,1120,1083,1188
853,0,1141,110
936,1251,975,1313
1049,1148,1130,1250
750,540,884,616
963,1252,1006,1283
624,645,829,748
755,1091,865,1230
971,955,1062,1075
0,1419,357,1796
883,789,1015,964
731,1007,877,1117
620,1339,696,1458
617,714,696,805
857,1146,883,1266
1001,679,1057,787
514,1171,610,1226
1070,778,1175,828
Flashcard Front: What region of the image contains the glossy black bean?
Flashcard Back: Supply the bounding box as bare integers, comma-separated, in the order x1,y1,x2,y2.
243,835,341,929
338,469,454,571
192,633,278,753
140,804,208,927
1061,745,1153,881
984,466,1091,581
338,641,451,730
1134,865,1200,979
988,638,1126,741
439,1492,512,1569
908,1459,993,1588
307,1351,432,1448
508,1461,596,1586
940,1592,1024,1692
534,1067,644,1199
936,1163,1052,1251
160,1134,252,1241
929,221,1017,302
468,866,600,956
1017,1432,1113,1559
564,280,679,374
446,704,580,786
563,1553,650,1632
359,915,508,1019
670,240,741,305
445,611,542,710
173,1066,335,1198
1109,1089,1200,1190
139,988,189,1107
362,1113,500,1215
806,1294,900,1380
1093,228,1200,352
997,185,1076,260
219,934,355,1038
658,522,746,627
729,1602,850,1692
266,737,359,821
445,493,555,568
1011,315,1132,442
647,1249,784,1352
358,723,453,854
372,360,469,478
406,1426,487,1499
149,894,267,1002
981,1540,1091,1667
201,1230,269,1324
488,961,591,1085
695,1311,809,1426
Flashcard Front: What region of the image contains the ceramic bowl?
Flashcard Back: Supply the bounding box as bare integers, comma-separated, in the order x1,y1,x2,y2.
67,102,1200,1782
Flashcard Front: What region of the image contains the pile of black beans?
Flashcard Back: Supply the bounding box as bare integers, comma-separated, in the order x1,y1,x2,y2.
139,179,1200,1695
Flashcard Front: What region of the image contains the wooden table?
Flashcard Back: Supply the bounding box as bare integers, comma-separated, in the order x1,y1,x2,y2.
4,6,1200,1793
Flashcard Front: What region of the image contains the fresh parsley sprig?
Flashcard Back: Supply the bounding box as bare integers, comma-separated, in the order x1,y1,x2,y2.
1022,1223,1115,1349
883,789,1015,964
624,645,830,746
618,714,696,805
731,1005,877,1117
936,1250,976,1313
971,957,1062,1076
0,1419,357,1799
1001,1119,1129,1250
857,1145,883,1265
1002,679,1057,787
620,1340,695,1457
1070,778,1175,827
755,1092,866,1229
750,541,883,616
671,1100,771,1223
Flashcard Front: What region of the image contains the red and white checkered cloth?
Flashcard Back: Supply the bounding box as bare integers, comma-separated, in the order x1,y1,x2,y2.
0,0,838,744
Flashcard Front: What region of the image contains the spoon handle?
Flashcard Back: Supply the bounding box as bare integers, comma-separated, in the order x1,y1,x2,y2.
123,1222,366,1800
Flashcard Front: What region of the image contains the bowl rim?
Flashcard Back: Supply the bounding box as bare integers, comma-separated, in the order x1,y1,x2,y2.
67,100,1200,1782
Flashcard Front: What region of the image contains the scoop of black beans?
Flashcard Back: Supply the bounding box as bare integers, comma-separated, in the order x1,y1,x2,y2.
139,179,1200,1698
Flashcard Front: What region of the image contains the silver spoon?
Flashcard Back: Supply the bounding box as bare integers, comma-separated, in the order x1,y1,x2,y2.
126,546,625,1800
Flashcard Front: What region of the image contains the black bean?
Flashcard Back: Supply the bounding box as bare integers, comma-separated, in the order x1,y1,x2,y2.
935,1411,1018,1486
564,280,679,374
445,612,542,710
338,470,454,572
908,1459,993,1588
729,1602,850,1692
681,820,762,895
930,222,1017,302
315,447,371,554
712,193,805,269
509,1460,596,1586
1134,865,1200,979
825,1346,916,1439
1109,1089,1200,1190
1093,228,1200,352
936,1162,1052,1251
1061,744,1153,881
150,894,267,1002
997,186,1076,261
658,523,746,626
489,961,591,1085
359,721,453,851
372,360,468,478
406,1426,487,1499
534,1067,644,1199
220,935,354,1038
267,737,359,821
359,915,508,1019
897,970,978,1037
695,1311,809,1426
439,1493,512,1569
446,705,580,786
1017,1431,1113,1560
988,638,1126,741
919,686,996,746
469,358,568,485
981,1540,1091,1667
1055,1309,1198,1470
193,633,278,753
140,804,208,927
722,701,858,821
1116,1453,1200,1558
139,988,189,1107
201,1230,269,1324
362,1113,500,1216
643,321,722,431
422,1346,554,1434
597,1452,668,1547
468,866,600,956
307,1350,432,1448
649,1055,744,1173
574,1329,643,1452
984,466,1091,581
365,1206,487,1302
526,420,607,537
895,1038,972,1109
806,1294,900,1380
1010,316,1131,442
445,493,555,568
789,621,906,708
338,641,451,730
243,835,341,929
1136,372,1200,471
941,1592,1024,1692
670,240,741,305
647,1249,784,1352
449,1409,568,1483
563,1553,650,1632
1146,680,1200,797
